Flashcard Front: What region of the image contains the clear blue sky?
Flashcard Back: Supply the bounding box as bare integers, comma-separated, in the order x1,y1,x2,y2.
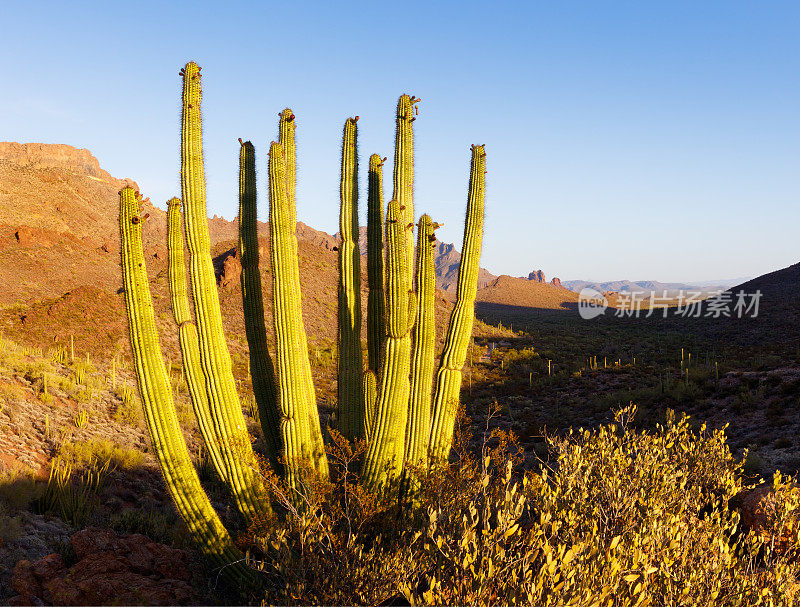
2,1,798,283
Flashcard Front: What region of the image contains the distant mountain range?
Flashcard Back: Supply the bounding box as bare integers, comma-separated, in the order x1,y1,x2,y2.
561,278,751,295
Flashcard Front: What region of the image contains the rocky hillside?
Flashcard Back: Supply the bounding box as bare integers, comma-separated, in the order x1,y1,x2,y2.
476,275,579,311
0,142,512,366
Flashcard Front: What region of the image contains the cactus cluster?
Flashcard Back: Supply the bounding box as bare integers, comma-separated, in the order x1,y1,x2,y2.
119,61,486,581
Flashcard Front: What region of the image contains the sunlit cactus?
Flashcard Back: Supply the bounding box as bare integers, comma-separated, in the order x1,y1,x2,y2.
120,186,251,584
429,144,486,461
337,117,364,440
268,140,329,486
180,61,268,521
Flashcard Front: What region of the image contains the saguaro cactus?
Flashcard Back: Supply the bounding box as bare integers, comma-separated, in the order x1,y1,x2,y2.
166,197,228,483
337,117,364,440
238,140,281,464
120,187,250,584
429,144,487,461
268,141,329,486
180,61,267,520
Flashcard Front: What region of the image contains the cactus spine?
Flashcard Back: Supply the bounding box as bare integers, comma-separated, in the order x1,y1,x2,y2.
405,214,438,466
429,145,486,461
166,198,228,483
238,140,281,464
362,199,417,490
180,61,266,520
268,141,329,486
120,187,250,584
337,117,364,440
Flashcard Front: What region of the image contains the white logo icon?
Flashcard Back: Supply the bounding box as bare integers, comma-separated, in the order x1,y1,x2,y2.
578,288,608,320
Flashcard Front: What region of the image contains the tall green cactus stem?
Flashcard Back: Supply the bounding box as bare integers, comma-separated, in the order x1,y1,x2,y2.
180,61,266,520
429,145,486,461
166,198,228,483
366,154,386,376
120,187,251,584
238,140,281,464
268,141,329,486
405,214,438,466
363,370,377,440
392,95,419,293
278,109,296,208
337,117,364,440
362,199,417,491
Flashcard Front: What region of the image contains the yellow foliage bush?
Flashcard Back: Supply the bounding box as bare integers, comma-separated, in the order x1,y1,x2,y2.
252,407,800,606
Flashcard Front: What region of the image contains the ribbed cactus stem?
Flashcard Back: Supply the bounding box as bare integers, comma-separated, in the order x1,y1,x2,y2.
337,117,364,440
429,145,486,461
366,154,386,376
166,198,228,483
120,187,251,585
238,141,280,464
363,370,378,440
278,109,296,209
405,214,438,466
362,199,416,491
392,94,419,293
180,61,267,520
268,141,329,486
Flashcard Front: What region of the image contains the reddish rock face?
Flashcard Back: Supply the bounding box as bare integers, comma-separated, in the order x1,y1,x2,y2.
220,251,242,291
9,527,196,606
527,269,546,283
550,277,563,289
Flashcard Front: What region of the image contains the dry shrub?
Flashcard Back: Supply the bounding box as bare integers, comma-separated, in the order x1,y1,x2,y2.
251,406,800,606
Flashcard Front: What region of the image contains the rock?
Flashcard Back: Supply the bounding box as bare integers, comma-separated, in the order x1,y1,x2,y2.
734,482,799,556
9,527,197,606
550,277,563,288
220,252,242,290
11,560,44,599
528,269,546,283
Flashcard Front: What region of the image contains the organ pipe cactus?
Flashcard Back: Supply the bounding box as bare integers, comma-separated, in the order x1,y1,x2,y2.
429,144,486,461
180,61,267,521
120,187,251,584
405,214,438,466
362,198,417,490
392,95,419,294
364,154,386,440
120,63,487,579
337,117,364,440
268,141,329,486
366,153,386,376
166,197,228,483
238,140,281,465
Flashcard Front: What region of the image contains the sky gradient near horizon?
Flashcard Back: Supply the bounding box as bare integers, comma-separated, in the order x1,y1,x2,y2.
1,1,798,283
